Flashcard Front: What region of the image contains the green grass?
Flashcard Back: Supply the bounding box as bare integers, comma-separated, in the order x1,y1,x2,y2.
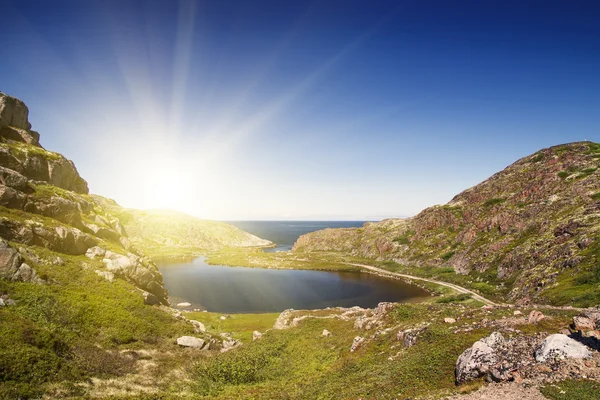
541,380,600,400
185,312,279,343
188,304,498,399
204,248,361,272
0,245,193,398
482,198,506,207
591,191,600,200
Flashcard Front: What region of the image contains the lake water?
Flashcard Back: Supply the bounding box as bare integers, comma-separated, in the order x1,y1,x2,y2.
226,221,368,252
159,257,429,313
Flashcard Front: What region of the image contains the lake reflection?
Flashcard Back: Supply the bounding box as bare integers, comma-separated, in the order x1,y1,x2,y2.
159,257,429,313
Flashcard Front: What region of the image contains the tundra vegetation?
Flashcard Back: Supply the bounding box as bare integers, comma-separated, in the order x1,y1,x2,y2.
0,93,599,399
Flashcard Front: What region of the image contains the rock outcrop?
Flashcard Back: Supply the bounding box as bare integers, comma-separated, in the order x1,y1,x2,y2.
293,142,600,306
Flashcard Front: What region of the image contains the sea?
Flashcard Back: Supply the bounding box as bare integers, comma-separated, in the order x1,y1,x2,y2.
226,221,368,252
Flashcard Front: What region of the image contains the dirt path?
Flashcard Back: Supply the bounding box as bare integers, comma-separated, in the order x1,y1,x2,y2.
346,263,500,306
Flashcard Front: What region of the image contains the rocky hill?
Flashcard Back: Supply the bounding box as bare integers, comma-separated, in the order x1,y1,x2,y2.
0,91,277,397
293,142,600,306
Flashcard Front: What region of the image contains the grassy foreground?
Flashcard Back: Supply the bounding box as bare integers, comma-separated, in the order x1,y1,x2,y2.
186,303,576,399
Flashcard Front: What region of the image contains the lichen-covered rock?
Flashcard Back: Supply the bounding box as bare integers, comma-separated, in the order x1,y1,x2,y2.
535,334,592,362
456,332,504,384
176,336,205,348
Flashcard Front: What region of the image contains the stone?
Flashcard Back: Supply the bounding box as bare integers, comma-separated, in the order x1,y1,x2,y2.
528,310,545,324
221,339,241,352
0,239,23,279
176,336,205,349
535,334,592,362
322,329,332,337
456,332,505,384
190,320,206,333
573,316,596,331
141,290,159,305
177,302,191,307
86,246,106,259
0,166,29,191
0,92,31,130
12,263,42,283
350,336,365,352
95,269,115,282
253,331,263,341
444,317,456,324
513,310,523,316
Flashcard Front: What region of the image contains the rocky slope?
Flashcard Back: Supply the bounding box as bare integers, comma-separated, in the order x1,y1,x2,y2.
0,92,277,398
293,142,600,306
0,91,272,304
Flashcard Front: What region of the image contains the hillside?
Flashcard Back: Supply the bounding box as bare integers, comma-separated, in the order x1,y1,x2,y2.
93,199,272,259
0,92,270,397
293,142,600,306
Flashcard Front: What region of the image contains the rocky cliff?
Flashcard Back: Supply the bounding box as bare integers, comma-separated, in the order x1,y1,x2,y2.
293,142,600,306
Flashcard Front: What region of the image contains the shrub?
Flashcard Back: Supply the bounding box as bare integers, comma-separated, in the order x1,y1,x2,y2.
483,198,506,207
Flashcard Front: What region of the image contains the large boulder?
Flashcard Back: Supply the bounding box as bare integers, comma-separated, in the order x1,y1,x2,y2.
0,92,31,131
0,166,30,191
456,332,505,384
102,251,167,303
535,334,592,362
176,336,205,348
25,195,83,228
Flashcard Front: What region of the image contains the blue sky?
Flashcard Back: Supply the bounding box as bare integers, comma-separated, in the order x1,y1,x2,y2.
1,0,599,220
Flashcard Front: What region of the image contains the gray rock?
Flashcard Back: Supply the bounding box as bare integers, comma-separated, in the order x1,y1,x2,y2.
190,320,206,333
535,334,592,362
0,185,27,209
572,316,595,331
25,195,83,228
141,290,159,305
0,126,39,146
95,270,115,283
221,339,241,352
0,166,30,191
0,239,23,279
176,336,205,348
0,92,31,130
86,246,106,259
528,310,545,324
12,263,42,283
253,331,263,341
350,336,365,352
456,332,505,384
102,251,167,303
